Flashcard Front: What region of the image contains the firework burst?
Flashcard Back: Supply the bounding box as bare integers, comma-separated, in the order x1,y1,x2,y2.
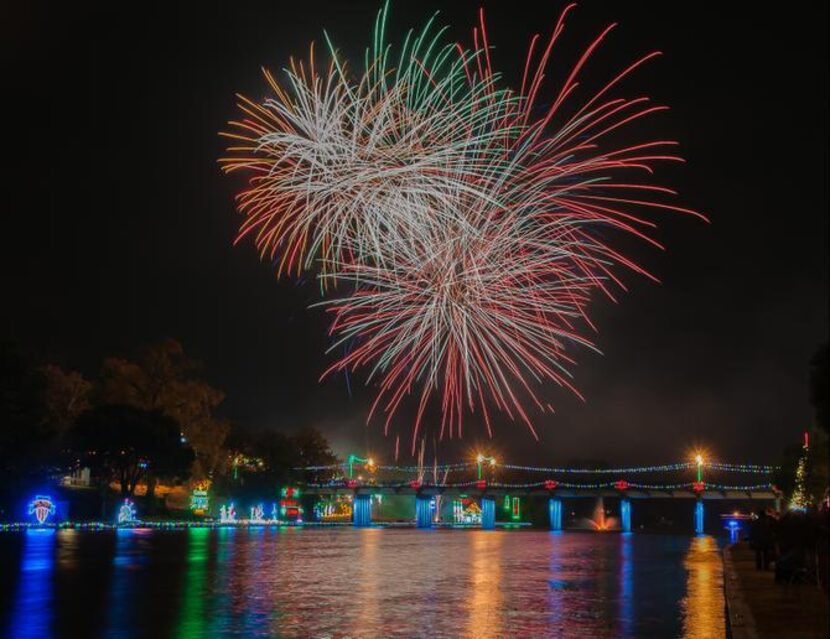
221,2,704,452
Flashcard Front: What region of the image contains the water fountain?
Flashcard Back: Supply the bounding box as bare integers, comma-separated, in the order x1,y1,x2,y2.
576,497,620,531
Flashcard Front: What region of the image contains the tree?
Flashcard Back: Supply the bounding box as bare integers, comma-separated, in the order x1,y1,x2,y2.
95,339,229,480
221,427,292,493
0,345,90,480
788,433,811,511
38,364,92,435
290,427,339,483
71,404,194,497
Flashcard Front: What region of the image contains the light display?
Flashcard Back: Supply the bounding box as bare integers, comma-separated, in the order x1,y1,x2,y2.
219,503,237,524
511,497,521,521
306,459,779,476
316,496,352,522
788,432,811,511
28,495,56,525
190,488,209,515
117,499,137,524
313,477,775,492
279,487,304,522
250,504,265,523
452,498,482,525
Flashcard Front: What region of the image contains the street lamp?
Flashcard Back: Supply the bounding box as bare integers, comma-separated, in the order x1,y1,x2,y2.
695,454,704,483
347,454,376,479
476,454,496,480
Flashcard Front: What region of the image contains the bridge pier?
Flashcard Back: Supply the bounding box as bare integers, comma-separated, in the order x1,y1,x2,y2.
620,499,632,533
415,496,432,529
481,497,496,530
694,499,704,535
548,498,563,531
353,494,372,527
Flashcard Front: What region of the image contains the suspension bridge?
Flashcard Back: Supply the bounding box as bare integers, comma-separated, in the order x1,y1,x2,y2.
300,455,780,532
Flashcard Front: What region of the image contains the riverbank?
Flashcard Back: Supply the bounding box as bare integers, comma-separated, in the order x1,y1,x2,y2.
723,542,828,639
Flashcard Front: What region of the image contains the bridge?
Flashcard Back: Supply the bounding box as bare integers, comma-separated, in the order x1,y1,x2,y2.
300,456,780,532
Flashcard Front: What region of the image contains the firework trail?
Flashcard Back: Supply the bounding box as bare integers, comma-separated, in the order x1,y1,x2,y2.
220,2,704,452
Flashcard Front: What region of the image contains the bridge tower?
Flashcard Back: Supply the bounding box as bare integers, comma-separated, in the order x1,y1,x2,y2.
481,497,496,530
415,496,432,528
353,494,372,527
548,498,563,531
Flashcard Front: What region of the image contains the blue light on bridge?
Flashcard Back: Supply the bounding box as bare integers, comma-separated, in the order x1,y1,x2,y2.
620,499,632,533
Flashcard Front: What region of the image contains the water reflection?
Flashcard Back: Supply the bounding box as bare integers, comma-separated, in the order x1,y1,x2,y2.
7,529,56,639
175,527,208,638
0,529,727,638
619,533,634,637
466,531,504,638
681,535,725,638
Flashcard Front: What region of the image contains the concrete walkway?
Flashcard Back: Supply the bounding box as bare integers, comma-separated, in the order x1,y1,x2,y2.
723,542,828,639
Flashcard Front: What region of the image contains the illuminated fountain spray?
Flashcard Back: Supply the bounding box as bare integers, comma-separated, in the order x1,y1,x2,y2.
578,497,619,531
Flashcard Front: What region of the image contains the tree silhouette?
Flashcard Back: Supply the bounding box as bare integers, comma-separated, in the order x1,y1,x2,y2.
95,339,229,480
72,404,194,496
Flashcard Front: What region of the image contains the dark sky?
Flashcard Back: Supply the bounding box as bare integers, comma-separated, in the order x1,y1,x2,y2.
4,1,827,465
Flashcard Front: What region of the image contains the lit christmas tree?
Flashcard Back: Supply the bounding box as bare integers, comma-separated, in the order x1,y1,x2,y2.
788,431,811,511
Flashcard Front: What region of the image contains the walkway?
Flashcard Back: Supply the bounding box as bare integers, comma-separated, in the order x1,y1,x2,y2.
724,542,828,639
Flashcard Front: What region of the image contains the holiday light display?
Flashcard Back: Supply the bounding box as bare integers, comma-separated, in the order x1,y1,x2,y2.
219,503,237,524
279,487,304,522
511,497,521,520
117,499,137,524
221,2,705,448
250,504,266,523
190,487,210,515
300,459,779,476
789,432,811,511
28,495,56,525
452,498,482,525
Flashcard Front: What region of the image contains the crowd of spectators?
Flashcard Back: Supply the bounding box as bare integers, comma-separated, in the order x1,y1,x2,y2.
747,488,830,594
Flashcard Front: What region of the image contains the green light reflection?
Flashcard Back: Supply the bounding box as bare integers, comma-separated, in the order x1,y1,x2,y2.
175,527,209,638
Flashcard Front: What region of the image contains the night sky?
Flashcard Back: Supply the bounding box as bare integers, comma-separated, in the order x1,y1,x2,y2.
5,1,827,464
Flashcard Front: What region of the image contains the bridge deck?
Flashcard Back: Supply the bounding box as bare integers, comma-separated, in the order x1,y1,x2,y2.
304,486,778,500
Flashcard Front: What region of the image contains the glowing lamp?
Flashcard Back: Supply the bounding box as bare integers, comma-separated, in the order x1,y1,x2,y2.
544,480,558,491
475,479,486,490
409,480,422,490
614,480,629,491
692,481,705,493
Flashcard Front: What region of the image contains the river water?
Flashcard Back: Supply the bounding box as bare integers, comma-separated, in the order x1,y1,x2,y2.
0,528,725,638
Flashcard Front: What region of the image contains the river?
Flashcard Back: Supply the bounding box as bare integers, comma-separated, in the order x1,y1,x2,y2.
0,528,725,638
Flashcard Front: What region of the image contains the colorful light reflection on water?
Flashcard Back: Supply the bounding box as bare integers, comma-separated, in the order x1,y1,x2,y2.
0,529,725,638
